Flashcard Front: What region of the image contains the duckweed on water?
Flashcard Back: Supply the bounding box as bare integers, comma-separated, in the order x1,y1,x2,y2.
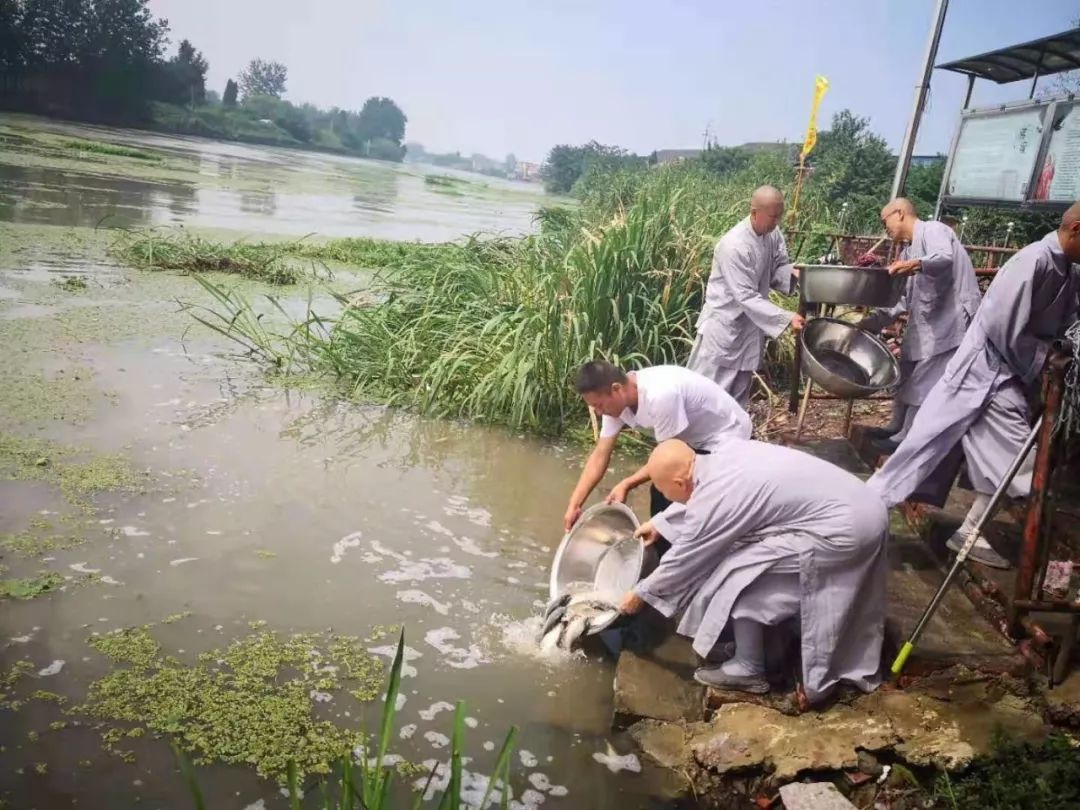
0,432,144,508
77,626,388,779
0,571,65,600
1,530,85,558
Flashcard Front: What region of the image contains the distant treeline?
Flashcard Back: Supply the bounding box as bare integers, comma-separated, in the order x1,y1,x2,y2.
0,0,408,160
540,110,1057,244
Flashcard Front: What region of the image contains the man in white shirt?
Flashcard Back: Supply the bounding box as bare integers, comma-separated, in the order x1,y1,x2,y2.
563,361,752,541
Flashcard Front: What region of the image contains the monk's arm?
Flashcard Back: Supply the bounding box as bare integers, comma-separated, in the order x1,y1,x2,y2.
718,246,796,338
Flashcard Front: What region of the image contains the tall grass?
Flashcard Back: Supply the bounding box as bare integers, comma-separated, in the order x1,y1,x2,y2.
111,229,319,285
183,157,830,433
175,631,519,809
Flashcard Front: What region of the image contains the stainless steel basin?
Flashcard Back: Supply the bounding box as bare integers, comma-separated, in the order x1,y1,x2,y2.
549,503,657,605
799,264,906,307
801,317,900,399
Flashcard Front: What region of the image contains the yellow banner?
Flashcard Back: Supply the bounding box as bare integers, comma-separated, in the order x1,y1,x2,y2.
800,75,830,159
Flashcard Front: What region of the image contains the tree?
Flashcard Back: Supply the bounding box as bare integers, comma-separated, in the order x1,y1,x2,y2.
700,144,752,179
809,110,896,230
504,153,518,175
239,58,287,100
540,141,641,195
222,78,238,107
354,96,407,145
155,38,207,105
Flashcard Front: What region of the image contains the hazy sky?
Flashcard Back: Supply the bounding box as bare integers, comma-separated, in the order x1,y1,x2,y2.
147,0,1078,163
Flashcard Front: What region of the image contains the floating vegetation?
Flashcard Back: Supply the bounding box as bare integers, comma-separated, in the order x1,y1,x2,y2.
77,626,388,779
110,228,311,285
0,366,98,427
0,432,144,508
61,138,164,163
254,549,277,559
53,274,89,292
0,571,64,600
1,530,84,558
171,631,520,808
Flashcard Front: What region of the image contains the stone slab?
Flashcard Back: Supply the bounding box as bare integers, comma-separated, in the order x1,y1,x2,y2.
778,782,857,810
631,679,1048,781
613,634,705,724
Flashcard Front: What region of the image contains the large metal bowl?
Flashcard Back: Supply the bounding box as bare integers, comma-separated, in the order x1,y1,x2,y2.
799,265,906,307
549,503,657,604
801,317,900,399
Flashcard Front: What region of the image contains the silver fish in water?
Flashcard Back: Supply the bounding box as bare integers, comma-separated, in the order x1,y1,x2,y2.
538,586,621,652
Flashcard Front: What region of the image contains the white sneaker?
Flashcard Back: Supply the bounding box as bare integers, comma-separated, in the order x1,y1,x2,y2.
946,531,1011,569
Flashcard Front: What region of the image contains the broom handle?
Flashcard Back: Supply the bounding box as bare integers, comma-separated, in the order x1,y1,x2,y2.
891,415,1043,675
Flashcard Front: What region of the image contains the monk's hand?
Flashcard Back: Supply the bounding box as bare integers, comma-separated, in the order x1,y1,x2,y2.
563,503,582,533
605,480,632,505
790,313,806,333
887,259,921,276
634,521,659,546
619,591,645,615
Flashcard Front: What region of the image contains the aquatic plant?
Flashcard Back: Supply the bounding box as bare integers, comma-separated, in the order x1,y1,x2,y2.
0,571,65,600
138,630,519,808
0,432,144,509
110,229,314,285
61,139,164,163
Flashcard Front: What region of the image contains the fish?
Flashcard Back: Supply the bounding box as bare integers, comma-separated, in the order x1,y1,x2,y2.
538,586,622,652
560,615,589,649
537,604,567,641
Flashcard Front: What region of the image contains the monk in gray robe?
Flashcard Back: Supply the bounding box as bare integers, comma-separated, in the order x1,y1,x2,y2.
867,204,1080,568
858,199,982,449
619,439,888,703
687,186,805,406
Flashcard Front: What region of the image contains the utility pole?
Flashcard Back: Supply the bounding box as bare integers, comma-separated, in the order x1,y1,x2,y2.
890,0,949,200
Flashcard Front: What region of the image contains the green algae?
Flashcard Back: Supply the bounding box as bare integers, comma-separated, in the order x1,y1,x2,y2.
77,626,387,779
254,549,277,559
0,571,65,600
1,530,85,558
0,432,145,508
0,365,99,427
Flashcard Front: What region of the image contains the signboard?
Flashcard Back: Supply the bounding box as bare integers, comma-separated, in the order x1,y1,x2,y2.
943,106,1046,202
939,96,1077,212
1034,101,1080,203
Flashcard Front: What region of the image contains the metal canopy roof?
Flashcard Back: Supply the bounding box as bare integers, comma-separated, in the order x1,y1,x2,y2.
936,28,1080,84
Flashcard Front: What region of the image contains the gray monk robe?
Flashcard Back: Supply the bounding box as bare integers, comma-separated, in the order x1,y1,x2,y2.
634,442,889,704
867,231,1080,508
688,218,795,406
861,220,982,410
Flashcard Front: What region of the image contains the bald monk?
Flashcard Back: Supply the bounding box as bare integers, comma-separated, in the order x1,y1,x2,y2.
867,205,1080,568
688,186,805,406
858,198,982,449
619,439,888,703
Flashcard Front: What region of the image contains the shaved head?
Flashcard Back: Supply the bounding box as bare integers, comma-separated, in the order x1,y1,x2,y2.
748,185,785,236
751,185,784,207
1058,200,1080,262
646,440,697,504
879,197,919,241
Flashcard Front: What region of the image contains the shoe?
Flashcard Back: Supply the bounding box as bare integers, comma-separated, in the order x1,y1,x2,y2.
946,532,1011,569
693,665,770,694
871,437,900,455
864,426,898,440
702,641,735,664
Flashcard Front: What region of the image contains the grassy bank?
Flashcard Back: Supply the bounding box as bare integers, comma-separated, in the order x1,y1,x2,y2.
180,156,830,433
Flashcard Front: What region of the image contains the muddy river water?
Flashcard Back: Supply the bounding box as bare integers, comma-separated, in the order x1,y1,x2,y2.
0,116,678,809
